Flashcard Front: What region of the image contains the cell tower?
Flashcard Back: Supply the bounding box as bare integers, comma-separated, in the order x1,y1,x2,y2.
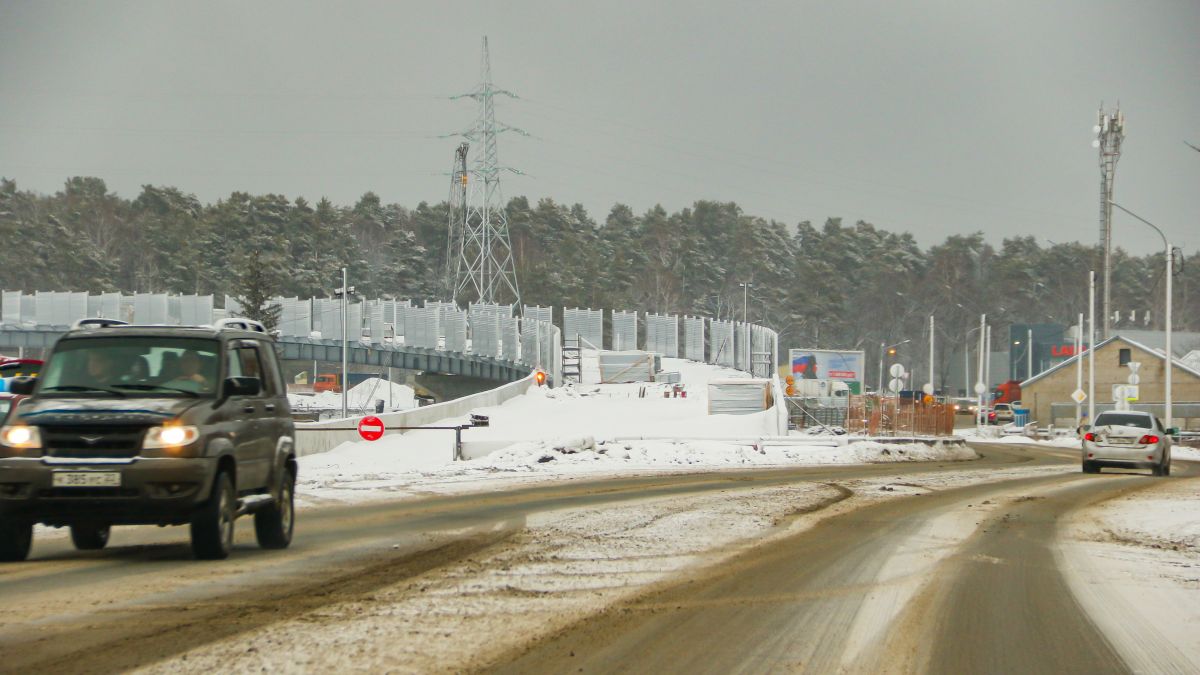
446,37,525,307
1095,104,1125,339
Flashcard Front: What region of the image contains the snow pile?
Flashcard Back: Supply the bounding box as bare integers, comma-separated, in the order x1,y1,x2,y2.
289,377,415,412
294,358,975,503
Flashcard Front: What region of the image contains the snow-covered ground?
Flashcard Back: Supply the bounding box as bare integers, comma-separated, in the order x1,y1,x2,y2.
288,377,415,414
1062,476,1200,671
297,358,975,505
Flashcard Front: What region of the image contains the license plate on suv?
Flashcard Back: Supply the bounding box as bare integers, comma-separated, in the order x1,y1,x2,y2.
52,472,121,488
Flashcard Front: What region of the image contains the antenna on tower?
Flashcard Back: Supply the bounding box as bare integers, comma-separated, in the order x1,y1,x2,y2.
445,36,524,308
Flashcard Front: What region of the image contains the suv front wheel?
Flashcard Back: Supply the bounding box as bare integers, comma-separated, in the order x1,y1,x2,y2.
0,517,32,562
191,472,235,560
255,465,295,549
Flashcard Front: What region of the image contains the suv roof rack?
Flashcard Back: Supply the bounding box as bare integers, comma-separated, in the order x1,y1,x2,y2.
71,317,129,330
213,317,268,334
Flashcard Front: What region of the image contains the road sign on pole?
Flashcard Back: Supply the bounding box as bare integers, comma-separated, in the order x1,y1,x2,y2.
1071,388,1087,404
889,363,906,378
358,415,385,441
888,378,905,393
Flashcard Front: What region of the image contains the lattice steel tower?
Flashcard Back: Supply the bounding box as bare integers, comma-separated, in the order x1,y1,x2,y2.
1095,104,1125,339
446,37,524,307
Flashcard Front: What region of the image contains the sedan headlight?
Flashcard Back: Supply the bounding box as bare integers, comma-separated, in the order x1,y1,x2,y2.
0,425,42,449
144,425,200,449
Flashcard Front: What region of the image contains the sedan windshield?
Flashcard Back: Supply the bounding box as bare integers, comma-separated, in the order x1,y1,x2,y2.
1094,413,1152,429
39,337,220,397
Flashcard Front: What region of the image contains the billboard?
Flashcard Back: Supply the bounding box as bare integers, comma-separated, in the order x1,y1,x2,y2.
789,349,865,382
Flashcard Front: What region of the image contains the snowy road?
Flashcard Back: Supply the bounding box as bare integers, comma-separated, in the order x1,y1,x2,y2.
0,443,1194,673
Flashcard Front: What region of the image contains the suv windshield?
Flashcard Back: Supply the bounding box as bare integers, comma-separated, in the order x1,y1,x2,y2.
39,337,221,397
1094,413,1152,429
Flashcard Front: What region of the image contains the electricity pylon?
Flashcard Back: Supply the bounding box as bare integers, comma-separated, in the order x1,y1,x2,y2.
445,37,525,307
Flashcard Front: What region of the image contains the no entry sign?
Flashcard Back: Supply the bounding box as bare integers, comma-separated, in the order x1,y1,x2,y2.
357,415,385,441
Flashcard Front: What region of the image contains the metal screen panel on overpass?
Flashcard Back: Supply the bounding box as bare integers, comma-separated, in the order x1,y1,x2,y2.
500,316,519,360
133,294,170,325
311,299,338,338
612,310,638,351
710,320,736,367
277,297,310,337
443,309,467,353
522,305,552,324
403,306,439,349
645,313,679,358
2,292,23,326
470,308,500,357
563,308,603,349
684,316,706,362
180,295,214,327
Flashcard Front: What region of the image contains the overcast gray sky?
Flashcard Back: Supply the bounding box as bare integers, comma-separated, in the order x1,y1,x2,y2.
2,0,1197,254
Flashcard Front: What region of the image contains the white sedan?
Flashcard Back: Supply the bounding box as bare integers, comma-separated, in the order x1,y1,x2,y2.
1082,411,1174,476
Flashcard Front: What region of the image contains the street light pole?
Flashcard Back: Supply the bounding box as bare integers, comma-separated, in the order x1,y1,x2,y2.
1088,271,1096,425
739,282,753,372
341,266,348,420
1109,201,1174,430
928,315,935,395
1027,327,1033,380
878,339,911,393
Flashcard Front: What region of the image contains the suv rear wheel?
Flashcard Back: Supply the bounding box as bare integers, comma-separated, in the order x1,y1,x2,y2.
191,472,235,560
255,465,295,549
0,517,32,562
70,523,111,550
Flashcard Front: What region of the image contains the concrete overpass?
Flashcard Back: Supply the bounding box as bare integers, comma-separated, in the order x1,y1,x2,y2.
0,326,534,385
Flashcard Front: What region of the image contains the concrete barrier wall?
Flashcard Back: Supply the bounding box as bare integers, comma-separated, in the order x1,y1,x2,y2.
294,374,537,457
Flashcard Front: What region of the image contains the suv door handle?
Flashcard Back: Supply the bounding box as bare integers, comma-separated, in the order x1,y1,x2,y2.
264,403,276,412
243,405,256,413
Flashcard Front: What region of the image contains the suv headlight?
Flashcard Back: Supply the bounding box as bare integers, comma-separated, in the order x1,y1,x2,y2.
0,425,42,450
144,425,200,449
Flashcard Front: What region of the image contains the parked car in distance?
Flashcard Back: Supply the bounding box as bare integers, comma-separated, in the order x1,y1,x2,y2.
1082,410,1174,476
988,403,1014,425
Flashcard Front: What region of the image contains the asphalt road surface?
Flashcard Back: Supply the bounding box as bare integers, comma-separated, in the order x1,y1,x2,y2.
0,443,1185,673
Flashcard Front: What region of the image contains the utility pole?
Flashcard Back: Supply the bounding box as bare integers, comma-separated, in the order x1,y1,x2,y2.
1095,105,1125,339
976,314,986,429
1075,312,1084,427
740,282,753,371
927,315,935,395
447,36,524,308
1027,327,1033,380
340,267,348,419
1088,271,1096,424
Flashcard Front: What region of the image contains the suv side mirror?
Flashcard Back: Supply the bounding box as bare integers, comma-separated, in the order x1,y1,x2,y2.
224,376,261,397
6,377,36,396
1166,427,1179,436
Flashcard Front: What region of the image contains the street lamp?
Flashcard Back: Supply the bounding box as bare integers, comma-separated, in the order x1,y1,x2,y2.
1109,201,1175,430
878,339,910,393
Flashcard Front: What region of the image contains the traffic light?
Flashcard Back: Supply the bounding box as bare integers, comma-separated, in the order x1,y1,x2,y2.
534,370,547,386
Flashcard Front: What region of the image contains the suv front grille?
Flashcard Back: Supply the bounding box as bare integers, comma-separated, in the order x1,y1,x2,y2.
41,424,148,458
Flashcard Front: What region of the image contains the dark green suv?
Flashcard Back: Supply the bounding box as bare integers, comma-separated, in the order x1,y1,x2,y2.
0,318,296,561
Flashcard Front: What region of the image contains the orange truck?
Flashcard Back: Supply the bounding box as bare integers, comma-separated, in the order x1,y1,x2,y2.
992,380,1021,405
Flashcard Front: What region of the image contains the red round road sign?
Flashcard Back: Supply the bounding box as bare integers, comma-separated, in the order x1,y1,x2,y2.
357,416,385,441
